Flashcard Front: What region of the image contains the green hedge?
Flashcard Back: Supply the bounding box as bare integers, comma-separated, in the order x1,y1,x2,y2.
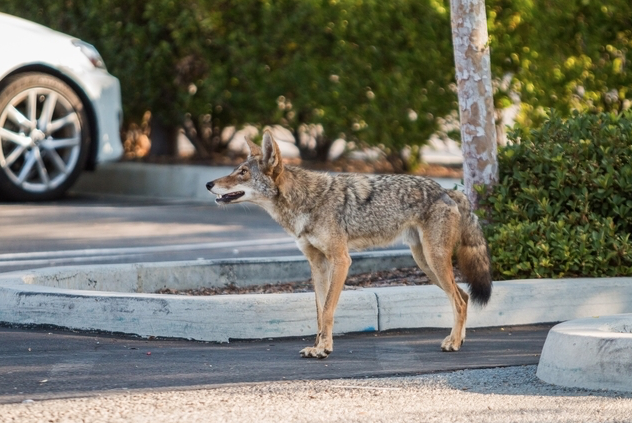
2,0,630,159
0,0,455,160
480,111,632,279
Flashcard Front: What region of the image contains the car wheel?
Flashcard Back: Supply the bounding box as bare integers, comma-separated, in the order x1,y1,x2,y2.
0,72,90,201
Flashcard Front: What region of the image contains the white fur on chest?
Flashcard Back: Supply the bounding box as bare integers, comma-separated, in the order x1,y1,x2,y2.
258,201,309,238
289,213,310,237
275,212,309,237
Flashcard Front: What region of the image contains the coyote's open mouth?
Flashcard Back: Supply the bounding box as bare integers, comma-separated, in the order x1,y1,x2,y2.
216,191,245,203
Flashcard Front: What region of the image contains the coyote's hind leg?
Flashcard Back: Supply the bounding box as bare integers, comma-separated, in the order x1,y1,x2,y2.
413,201,468,351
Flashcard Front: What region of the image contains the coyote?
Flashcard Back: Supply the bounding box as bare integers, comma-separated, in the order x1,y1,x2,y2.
206,131,492,359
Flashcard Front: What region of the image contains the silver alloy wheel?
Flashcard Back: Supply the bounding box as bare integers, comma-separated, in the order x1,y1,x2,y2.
0,87,82,193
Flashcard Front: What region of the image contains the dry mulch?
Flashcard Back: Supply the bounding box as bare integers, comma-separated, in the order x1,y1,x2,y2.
297,157,463,178
157,267,432,296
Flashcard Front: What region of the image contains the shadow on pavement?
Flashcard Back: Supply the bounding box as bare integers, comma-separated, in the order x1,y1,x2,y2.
0,323,553,404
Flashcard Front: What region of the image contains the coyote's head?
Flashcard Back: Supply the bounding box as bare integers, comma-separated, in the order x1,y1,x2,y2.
206,130,284,206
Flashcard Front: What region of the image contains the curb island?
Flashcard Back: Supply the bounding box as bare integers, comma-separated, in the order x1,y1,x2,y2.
2,254,631,344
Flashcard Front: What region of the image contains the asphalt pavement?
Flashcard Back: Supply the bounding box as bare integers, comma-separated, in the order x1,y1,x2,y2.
0,194,415,273
0,324,551,404
0,195,294,273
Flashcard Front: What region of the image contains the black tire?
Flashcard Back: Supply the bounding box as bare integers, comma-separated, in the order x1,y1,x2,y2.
0,72,91,201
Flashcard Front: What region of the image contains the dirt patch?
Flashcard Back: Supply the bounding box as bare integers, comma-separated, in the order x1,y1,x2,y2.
157,266,434,296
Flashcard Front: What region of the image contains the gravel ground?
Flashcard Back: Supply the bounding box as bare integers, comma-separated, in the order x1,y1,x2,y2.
3,366,631,423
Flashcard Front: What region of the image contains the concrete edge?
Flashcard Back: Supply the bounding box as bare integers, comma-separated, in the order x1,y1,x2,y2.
2,250,417,293
536,314,632,392
2,256,632,342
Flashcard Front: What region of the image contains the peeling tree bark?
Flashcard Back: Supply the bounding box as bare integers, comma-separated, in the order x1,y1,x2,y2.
450,0,498,210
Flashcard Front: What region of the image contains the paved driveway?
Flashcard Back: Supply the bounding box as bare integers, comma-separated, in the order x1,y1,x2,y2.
0,195,413,273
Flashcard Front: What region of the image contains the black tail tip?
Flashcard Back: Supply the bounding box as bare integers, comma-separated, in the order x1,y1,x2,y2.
469,280,492,306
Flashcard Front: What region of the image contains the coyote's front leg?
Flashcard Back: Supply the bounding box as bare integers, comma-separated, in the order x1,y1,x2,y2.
299,241,351,359
299,243,329,358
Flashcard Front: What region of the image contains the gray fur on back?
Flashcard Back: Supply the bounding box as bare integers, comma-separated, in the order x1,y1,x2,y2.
270,166,447,250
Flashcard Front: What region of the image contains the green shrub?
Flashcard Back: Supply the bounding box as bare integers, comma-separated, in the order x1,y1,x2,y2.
3,0,630,161
488,0,632,127
0,0,455,160
480,111,632,280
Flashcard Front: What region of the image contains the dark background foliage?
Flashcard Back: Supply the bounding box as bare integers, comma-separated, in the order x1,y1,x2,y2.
2,0,630,160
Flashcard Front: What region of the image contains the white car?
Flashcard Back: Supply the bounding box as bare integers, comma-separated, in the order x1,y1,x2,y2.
0,13,123,201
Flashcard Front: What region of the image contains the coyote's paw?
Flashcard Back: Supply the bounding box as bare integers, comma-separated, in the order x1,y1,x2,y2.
441,335,464,352
299,346,332,359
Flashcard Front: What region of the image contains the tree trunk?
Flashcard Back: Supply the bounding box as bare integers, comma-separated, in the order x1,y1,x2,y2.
149,115,178,157
386,152,408,174
294,123,331,162
450,0,498,210
182,114,212,158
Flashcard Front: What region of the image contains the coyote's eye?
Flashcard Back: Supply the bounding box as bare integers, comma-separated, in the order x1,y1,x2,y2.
239,168,248,176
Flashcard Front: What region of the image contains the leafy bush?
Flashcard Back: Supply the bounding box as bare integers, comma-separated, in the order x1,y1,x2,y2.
0,0,455,162
488,0,632,127
480,111,632,280
2,0,630,161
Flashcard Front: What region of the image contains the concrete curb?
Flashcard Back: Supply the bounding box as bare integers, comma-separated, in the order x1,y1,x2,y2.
71,162,462,202
536,314,632,392
5,250,416,293
2,256,632,342
365,278,632,330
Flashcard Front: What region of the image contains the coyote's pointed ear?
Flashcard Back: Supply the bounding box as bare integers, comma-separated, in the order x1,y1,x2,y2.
261,130,283,179
246,137,262,158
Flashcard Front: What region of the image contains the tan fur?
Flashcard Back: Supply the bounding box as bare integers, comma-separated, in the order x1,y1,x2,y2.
207,131,492,358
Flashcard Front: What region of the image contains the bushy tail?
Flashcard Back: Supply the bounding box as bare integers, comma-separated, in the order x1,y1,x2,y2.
447,190,492,306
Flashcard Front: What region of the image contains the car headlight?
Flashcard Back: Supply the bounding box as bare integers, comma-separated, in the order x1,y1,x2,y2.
72,39,107,70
